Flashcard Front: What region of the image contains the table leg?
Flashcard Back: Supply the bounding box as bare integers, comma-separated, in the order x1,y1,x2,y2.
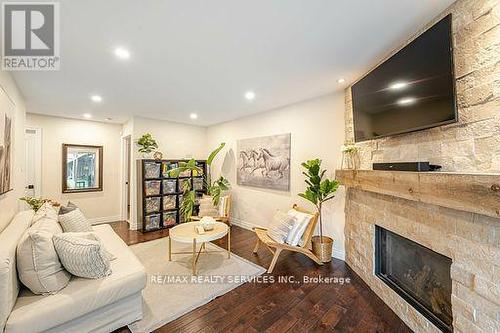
192,238,197,275
227,227,231,259
168,236,171,261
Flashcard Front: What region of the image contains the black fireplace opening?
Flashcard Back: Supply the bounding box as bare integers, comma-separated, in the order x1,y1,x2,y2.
375,226,453,332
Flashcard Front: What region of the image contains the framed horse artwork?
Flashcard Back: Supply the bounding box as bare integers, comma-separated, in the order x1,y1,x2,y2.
237,133,291,191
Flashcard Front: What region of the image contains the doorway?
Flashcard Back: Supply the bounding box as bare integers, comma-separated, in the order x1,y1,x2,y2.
24,127,42,197
121,135,132,223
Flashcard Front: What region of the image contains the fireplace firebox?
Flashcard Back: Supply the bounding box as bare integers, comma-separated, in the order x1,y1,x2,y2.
375,226,453,332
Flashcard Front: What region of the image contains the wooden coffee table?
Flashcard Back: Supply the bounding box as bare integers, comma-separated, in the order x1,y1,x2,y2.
168,221,230,275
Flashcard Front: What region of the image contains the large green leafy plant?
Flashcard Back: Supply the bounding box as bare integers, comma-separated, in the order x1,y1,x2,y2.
137,133,158,154
169,143,230,220
298,159,339,242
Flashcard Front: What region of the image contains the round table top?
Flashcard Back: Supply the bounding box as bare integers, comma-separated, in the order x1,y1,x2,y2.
169,221,229,243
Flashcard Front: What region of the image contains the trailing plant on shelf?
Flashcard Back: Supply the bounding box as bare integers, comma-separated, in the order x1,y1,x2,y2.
137,133,158,157
19,197,59,212
298,159,339,262
169,143,230,220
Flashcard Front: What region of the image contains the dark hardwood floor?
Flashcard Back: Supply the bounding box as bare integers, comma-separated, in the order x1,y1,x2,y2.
111,221,411,333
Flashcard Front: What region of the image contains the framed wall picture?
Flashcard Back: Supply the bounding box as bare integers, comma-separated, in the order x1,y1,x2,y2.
62,144,103,193
0,88,14,196
237,133,291,191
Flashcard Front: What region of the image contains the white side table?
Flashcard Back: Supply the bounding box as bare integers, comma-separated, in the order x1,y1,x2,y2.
168,221,230,275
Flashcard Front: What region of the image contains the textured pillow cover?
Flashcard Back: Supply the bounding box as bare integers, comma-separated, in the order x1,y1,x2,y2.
198,196,218,217
266,210,296,244
53,233,112,279
31,202,58,225
59,201,78,215
16,216,71,294
58,208,93,232
285,209,314,246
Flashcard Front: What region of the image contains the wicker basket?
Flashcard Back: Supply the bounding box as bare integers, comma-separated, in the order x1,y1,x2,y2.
311,236,333,263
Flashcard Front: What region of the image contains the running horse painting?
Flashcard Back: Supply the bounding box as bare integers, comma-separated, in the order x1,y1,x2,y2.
237,134,291,191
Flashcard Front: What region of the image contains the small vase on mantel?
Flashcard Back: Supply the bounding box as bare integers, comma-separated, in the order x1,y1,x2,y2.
341,143,360,170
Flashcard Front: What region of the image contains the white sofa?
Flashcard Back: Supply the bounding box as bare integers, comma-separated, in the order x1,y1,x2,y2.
0,210,147,333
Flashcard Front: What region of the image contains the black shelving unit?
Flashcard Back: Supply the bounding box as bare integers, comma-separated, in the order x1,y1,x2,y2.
137,159,207,232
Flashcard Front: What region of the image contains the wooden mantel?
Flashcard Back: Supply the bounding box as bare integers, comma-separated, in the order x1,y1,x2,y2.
336,170,500,219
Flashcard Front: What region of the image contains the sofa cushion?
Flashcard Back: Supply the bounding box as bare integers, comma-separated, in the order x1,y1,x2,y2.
53,232,112,279
6,224,147,333
0,210,34,333
16,216,71,294
58,208,92,232
31,202,58,225
58,201,78,215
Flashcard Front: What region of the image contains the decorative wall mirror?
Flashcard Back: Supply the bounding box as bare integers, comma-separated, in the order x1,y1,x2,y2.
62,144,103,193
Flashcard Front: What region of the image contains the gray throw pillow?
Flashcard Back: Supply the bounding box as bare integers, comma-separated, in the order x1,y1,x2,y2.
53,232,112,279
59,201,78,215
58,208,93,233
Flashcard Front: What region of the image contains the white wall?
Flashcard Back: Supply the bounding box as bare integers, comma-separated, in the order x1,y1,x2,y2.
206,92,346,259
128,116,207,229
0,72,26,232
26,114,123,223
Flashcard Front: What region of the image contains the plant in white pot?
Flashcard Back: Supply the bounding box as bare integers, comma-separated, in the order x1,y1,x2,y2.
298,159,339,263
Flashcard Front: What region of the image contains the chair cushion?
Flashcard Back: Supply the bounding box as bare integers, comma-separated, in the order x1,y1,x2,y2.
198,196,218,217
16,214,71,295
266,210,295,244
53,232,111,279
285,209,314,246
58,208,92,232
0,210,34,333
6,224,147,333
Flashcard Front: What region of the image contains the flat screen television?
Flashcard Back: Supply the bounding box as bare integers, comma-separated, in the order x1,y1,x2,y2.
352,14,456,142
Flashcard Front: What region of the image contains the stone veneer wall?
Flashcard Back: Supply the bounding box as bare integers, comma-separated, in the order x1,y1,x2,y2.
344,0,500,172
345,188,499,333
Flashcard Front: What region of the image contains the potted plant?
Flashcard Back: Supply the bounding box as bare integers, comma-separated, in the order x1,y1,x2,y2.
169,143,230,221
137,133,158,158
341,142,360,170
298,159,339,262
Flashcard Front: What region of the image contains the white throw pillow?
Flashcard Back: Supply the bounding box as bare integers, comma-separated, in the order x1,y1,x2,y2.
266,210,296,244
198,196,218,217
16,216,71,294
58,208,92,233
31,202,58,225
285,209,314,246
53,232,112,279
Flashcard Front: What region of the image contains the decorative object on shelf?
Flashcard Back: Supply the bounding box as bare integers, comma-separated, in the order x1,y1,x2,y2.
137,159,208,232
144,161,161,179
137,133,158,158
153,151,163,160
237,133,291,191
298,159,339,262
199,216,216,231
62,144,103,193
144,180,161,196
341,142,360,170
0,92,13,196
168,143,230,222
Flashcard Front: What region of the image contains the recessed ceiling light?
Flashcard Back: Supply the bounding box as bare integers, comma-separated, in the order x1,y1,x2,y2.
114,47,131,60
190,113,198,120
245,91,256,100
83,113,92,119
90,95,102,103
337,78,345,84
389,81,409,90
397,97,416,106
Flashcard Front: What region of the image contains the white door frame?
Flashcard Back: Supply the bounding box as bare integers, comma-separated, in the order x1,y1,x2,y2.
25,127,42,197
120,135,132,222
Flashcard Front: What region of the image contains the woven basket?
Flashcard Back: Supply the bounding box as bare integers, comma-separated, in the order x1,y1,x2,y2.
311,236,333,263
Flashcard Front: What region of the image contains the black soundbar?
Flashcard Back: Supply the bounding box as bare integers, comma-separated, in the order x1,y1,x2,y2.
373,162,441,172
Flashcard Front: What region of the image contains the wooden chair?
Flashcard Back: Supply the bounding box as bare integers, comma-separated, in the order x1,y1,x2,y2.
252,204,323,273
190,194,232,225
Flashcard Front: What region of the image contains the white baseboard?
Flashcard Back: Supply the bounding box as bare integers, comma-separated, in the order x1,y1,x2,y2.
88,215,122,225
231,217,346,261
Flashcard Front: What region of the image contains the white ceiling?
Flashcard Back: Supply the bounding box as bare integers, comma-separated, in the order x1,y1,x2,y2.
11,0,456,126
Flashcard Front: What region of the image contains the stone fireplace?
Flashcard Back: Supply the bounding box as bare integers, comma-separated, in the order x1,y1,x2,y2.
337,170,499,333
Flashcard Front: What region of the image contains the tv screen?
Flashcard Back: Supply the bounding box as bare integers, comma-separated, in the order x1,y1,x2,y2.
352,14,456,142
